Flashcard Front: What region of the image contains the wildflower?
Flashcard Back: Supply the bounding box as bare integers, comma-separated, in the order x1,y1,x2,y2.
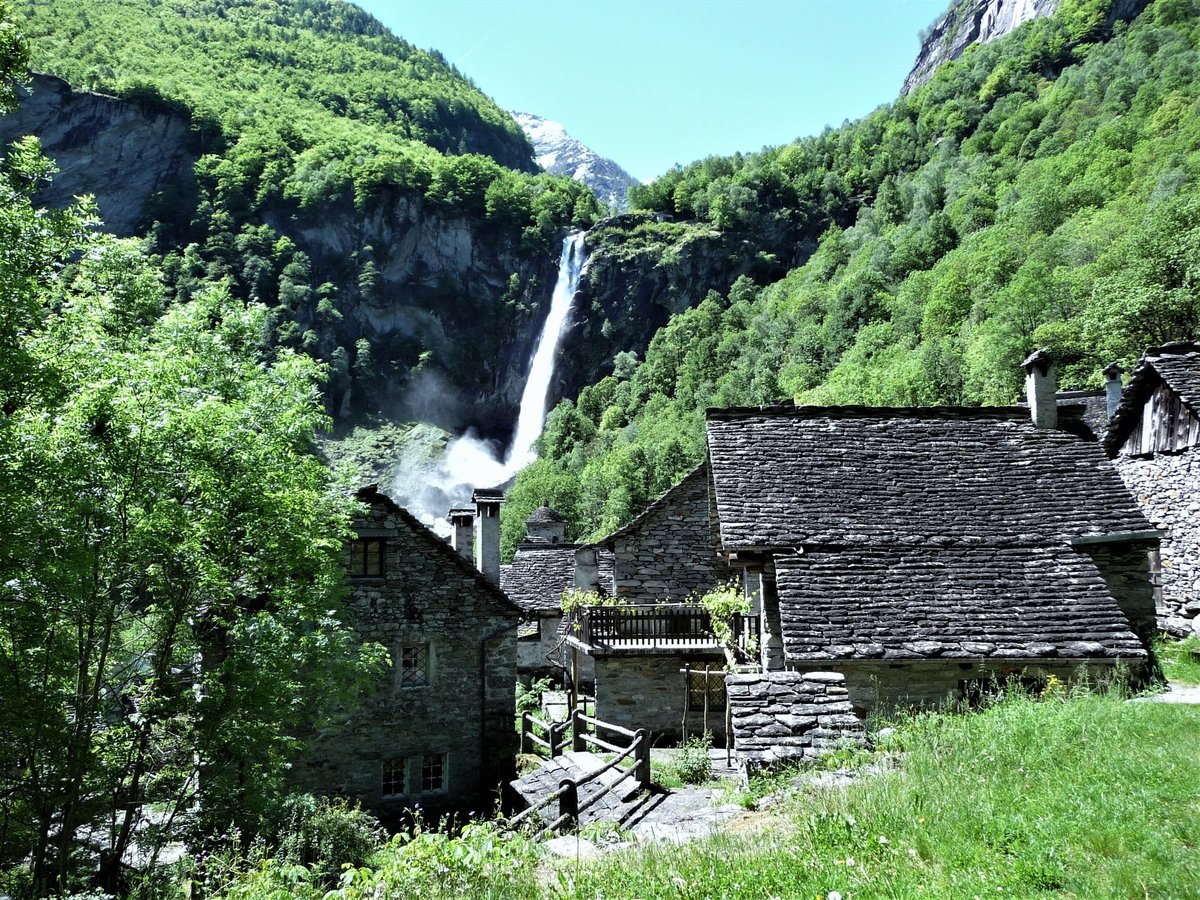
878,834,889,845
907,848,918,858
827,892,844,900
845,856,855,866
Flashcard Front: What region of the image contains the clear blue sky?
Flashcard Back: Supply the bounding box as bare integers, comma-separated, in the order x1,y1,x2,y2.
357,0,950,182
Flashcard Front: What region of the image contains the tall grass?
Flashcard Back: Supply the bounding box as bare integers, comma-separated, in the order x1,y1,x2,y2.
213,690,1200,899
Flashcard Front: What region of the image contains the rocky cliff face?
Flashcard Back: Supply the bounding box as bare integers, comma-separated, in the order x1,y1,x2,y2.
902,0,1062,94
902,0,1151,94
0,74,562,438
0,74,198,236
513,112,639,212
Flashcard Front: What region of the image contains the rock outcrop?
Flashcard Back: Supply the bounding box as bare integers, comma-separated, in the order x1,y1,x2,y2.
514,112,639,212
903,0,1062,95
902,0,1151,94
0,74,198,236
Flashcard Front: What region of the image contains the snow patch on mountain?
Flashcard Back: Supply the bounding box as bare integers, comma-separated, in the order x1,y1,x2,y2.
513,112,639,212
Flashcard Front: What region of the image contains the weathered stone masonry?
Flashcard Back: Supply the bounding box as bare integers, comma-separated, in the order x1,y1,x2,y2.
291,489,519,814
727,671,866,769
1112,452,1200,635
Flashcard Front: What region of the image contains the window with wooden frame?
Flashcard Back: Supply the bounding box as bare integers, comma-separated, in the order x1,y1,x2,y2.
381,757,406,798
399,643,429,688
420,753,447,793
686,669,726,709
349,537,385,577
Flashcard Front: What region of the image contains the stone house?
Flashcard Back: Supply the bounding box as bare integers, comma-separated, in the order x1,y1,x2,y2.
705,354,1156,716
499,503,610,689
568,464,745,742
290,485,520,818
1103,341,1200,637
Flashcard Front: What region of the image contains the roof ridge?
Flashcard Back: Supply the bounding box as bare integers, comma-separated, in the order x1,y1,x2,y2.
705,404,1031,422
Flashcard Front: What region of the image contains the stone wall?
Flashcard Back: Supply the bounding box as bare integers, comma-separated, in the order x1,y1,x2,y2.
727,672,866,769
611,466,731,603
1113,451,1200,636
1082,542,1159,645
787,659,1128,717
593,653,727,743
290,495,518,816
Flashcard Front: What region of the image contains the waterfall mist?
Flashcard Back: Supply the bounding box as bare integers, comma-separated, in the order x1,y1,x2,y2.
386,232,587,532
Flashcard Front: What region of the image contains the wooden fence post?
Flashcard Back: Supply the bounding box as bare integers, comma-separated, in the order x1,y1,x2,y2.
519,712,529,755
557,779,578,831
634,728,651,788
549,721,562,758
572,707,585,752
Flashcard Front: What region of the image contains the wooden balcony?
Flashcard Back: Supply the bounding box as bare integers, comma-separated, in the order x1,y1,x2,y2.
563,604,759,656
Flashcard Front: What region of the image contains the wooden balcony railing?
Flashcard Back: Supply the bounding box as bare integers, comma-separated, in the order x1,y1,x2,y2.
564,603,759,654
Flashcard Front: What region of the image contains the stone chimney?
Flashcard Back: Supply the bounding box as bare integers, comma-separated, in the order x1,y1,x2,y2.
447,506,474,561
574,547,600,592
1103,362,1124,419
471,488,504,584
1021,348,1057,430
524,501,568,544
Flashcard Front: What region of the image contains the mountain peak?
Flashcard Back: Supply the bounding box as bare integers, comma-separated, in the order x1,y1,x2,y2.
513,112,639,212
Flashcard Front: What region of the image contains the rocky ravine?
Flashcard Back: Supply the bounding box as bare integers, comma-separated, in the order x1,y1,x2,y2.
514,112,640,213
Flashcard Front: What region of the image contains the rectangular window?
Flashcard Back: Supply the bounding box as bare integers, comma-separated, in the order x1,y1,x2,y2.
399,643,429,688
350,538,384,577
382,757,405,798
421,753,447,793
686,670,726,709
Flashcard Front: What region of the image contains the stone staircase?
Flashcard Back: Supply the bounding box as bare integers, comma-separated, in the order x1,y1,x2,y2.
510,750,651,829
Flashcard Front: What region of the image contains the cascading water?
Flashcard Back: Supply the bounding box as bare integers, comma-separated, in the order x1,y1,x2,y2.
387,232,588,530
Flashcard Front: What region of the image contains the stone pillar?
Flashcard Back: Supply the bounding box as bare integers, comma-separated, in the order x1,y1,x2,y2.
1103,362,1124,419
1021,348,1057,430
758,570,785,672
574,547,600,591
471,488,504,584
448,506,474,561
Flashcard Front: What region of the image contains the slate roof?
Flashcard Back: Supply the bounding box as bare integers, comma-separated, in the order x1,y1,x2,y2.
1104,342,1200,454
500,544,615,614
775,546,1147,661
705,405,1151,550
527,504,568,525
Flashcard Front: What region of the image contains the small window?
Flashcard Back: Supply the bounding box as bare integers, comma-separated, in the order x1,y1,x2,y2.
686,670,726,709
350,538,384,577
382,757,405,798
399,643,429,688
421,753,446,793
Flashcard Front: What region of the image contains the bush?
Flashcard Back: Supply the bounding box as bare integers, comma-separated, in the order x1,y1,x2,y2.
666,735,714,786
268,794,385,887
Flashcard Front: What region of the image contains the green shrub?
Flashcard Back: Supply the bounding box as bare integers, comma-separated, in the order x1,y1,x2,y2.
268,794,384,887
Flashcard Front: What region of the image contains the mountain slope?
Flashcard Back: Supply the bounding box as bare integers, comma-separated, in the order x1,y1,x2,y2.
503,0,1200,552
514,112,640,211
8,0,603,433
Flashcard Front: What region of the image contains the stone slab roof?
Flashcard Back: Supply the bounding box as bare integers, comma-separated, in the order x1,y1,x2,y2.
775,546,1146,661
1104,342,1200,453
705,405,1151,550
527,503,568,524
500,545,614,614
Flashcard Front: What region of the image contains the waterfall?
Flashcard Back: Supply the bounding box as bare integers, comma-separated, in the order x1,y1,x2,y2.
387,232,587,531
506,231,587,470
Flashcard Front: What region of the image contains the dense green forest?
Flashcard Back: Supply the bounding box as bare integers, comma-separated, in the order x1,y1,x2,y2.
503,0,1200,553
13,0,600,420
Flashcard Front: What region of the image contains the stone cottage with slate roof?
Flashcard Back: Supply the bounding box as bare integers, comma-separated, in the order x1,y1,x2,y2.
1104,341,1200,636
499,503,610,687
570,464,740,741
290,486,520,818
705,395,1156,715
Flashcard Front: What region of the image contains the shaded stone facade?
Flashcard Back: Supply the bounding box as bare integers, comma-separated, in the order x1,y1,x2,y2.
291,487,519,816
1111,452,1200,635
593,652,726,743
727,672,866,768
594,464,729,603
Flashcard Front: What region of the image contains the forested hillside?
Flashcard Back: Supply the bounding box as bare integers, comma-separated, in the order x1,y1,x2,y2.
504,0,1200,553
10,0,600,430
